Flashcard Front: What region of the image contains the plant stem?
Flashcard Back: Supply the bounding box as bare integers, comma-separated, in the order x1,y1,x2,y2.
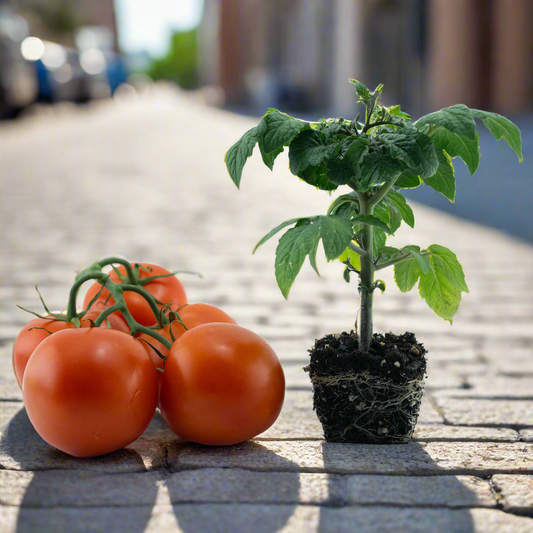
358,192,374,352
348,242,367,256
367,175,400,208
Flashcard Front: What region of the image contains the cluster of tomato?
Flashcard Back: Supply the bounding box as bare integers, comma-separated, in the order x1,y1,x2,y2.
13,261,285,458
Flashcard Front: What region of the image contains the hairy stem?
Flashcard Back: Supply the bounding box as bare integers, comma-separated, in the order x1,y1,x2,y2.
358,193,374,353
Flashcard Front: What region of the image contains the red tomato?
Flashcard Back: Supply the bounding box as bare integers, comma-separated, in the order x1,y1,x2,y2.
23,328,158,458
82,262,187,327
80,307,130,334
13,316,75,388
159,323,285,445
138,303,237,373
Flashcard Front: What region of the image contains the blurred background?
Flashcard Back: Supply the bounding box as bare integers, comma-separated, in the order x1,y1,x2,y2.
0,0,531,240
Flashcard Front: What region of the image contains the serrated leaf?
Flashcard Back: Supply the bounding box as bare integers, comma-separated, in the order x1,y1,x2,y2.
225,121,266,188
352,214,392,235
299,162,338,191
373,228,387,257
388,105,411,120
419,265,461,322
359,149,401,190
289,130,333,175
394,257,422,292
308,237,320,275
253,217,306,253
427,244,469,293
349,79,371,99
275,224,320,299
328,192,359,217
262,109,310,153
415,104,480,174
316,216,354,260
423,149,455,202
379,131,423,170
395,173,422,189
259,138,284,170
326,136,369,185
383,189,415,228
471,109,523,163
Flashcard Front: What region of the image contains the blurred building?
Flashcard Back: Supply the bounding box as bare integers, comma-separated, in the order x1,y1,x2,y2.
199,0,532,116
16,0,118,50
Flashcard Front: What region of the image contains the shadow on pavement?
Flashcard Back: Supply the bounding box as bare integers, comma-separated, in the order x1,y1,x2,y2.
1,407,157,533
2,408,301,532
318,441,476,532
167,441,300,533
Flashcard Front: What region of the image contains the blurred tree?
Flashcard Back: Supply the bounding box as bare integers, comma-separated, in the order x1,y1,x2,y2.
149,29,198,89
33,0,80,34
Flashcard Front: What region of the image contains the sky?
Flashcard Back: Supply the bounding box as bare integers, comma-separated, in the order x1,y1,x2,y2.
115,0,204,57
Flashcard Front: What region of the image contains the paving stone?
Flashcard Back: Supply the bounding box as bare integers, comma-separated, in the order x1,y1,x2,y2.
434,377,533,398
413,425,519,442
0,403,165,472
1,505,531,533
435,398,533,427
168,440,533,475
165,469,495,507
491,475,533,516
520,430,533,442
0,345,21,401
0,470,163,507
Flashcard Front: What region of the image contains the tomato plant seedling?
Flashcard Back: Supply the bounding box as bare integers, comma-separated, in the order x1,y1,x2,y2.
225,80,522,443
225,80,522,351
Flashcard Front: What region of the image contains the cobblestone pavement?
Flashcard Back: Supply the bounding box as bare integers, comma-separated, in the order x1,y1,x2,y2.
0,88,532,532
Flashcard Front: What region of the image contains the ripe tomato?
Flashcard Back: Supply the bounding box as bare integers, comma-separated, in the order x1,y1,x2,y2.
138,303,236,373
82,262,187,327
159,323,285,445
81,307,130,334
23,328,158,458
13,316,75,388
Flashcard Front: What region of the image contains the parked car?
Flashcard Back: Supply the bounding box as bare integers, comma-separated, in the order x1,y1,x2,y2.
0,7,38,117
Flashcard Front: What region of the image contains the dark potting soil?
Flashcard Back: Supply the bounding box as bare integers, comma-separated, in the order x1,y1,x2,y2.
305,331,427,443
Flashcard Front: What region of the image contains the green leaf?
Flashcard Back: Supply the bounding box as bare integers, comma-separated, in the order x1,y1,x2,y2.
352,214,392,235
259,138,284,171
415,104,480,174
408,249,430,274
359,149,401,190
419,265,461,322
427,244,469,293
328,192,359,216
471,109,523,163
423,149,455,202
379,131,423,171
383,189,415,228
289,130,332,175
262,109,310,154
387,105,411,120
308,237,320,275
373,228,387,257
225,121,266,188
349,79,371,99
315,216,354,260
338,246,361,271
326,137,369,185
395,173,422,189
394,257,422,292
299,162,338,191
253,217,306,253
275,224,320,299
